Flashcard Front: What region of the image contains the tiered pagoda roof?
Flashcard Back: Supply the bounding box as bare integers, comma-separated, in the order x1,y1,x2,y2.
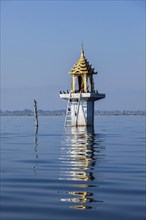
69,49,97,75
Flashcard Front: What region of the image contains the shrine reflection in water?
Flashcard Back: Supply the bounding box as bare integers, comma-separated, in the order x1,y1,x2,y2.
59,126,105,210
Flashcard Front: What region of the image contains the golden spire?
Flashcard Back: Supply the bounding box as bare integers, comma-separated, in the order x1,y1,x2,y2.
81,42,84,57
69,47,97,75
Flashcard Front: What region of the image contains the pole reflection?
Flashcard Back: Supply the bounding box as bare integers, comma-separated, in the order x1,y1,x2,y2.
60,126,104,210
32,127,38,175
34,126,38,159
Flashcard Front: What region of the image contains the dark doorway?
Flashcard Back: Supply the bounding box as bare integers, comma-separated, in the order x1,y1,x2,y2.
78,76,82,91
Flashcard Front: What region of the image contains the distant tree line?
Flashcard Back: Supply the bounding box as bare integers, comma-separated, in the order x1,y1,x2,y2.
0,109,145,116
95,110,146,115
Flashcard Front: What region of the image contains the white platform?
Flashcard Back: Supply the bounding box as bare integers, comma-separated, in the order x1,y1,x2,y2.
60,92,105,127
60,92,105,101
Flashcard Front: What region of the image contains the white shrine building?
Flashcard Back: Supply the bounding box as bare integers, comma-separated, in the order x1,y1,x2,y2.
60,47,105,127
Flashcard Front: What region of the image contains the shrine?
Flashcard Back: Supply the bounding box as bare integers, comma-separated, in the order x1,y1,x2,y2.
60,47,105,127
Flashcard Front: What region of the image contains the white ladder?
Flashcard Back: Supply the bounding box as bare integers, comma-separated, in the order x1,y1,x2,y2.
64,93,72,127
64,93,81,127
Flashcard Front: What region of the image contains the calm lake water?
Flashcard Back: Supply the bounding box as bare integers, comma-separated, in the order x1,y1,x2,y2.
1,116,145,220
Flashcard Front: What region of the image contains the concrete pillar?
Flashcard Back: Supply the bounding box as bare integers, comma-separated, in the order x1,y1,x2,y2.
70,100,94,126
87,101,94,126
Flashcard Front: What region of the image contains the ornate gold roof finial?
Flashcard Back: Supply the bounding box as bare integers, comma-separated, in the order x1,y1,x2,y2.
81,41,84,56
69,45,97,76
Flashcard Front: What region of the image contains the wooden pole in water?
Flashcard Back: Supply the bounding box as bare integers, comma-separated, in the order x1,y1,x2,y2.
34,99,38,128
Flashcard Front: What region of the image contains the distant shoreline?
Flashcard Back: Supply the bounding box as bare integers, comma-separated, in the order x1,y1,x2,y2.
0,110,145,116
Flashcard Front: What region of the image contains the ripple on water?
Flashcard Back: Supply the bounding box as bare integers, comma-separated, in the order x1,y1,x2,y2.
1,116,145,220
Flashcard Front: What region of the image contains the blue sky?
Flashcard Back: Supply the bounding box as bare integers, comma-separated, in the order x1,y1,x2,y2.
1,0,145,110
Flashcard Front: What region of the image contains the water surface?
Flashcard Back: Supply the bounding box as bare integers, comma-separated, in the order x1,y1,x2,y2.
1,116,145,220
